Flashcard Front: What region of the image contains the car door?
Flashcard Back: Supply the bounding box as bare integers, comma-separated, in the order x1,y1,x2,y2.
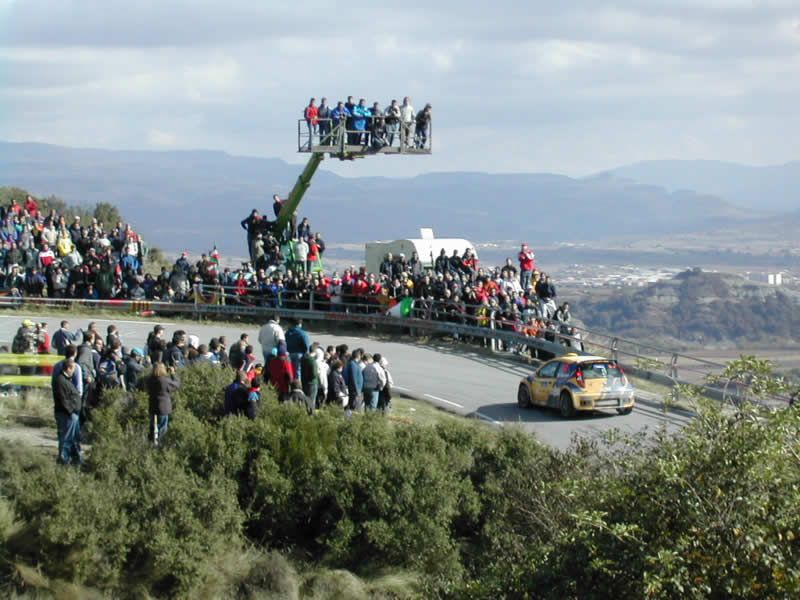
532,360,561,405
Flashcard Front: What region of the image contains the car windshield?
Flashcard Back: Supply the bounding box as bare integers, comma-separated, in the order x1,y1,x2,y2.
582,362,623,380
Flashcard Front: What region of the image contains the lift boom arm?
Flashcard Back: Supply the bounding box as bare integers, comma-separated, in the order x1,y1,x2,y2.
273,150,324,239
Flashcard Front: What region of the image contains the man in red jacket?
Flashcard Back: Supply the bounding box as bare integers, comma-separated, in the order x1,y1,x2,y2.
518,243,536,291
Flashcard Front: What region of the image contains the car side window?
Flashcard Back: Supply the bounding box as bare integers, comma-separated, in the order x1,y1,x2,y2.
538,361,560,378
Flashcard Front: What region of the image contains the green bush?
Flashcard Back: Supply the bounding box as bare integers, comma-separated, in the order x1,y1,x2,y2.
3,360,800,599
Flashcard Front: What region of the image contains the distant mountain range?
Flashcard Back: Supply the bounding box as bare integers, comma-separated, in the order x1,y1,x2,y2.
604,159,800,213
0,141,787,256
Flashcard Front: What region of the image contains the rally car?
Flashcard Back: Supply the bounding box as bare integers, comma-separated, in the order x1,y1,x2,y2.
517,354,635,417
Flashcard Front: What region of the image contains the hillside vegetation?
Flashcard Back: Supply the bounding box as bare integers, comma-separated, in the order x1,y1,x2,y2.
0,140,755,254
2,363,800,598
578,268,799,345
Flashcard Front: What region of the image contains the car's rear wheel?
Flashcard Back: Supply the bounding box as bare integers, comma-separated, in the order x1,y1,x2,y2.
517,384,531,409
559,391,575,418
617,406,633,415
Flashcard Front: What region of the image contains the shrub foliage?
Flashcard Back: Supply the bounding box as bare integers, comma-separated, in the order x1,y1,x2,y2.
1,363,800,598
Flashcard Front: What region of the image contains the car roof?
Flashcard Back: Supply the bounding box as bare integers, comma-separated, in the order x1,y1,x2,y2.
556,354,612,364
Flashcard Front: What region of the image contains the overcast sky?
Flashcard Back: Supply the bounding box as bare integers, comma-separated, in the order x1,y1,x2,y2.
1,0,798,178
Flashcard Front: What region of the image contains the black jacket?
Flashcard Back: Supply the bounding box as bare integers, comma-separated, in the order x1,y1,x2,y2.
54,372,82,415
147,375,180,416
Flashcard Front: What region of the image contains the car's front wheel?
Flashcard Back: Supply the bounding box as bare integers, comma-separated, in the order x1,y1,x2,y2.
617,406,633,415
517,384,531,409
559,391,576,418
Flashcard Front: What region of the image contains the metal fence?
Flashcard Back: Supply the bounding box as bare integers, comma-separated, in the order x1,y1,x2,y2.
0,291,790,406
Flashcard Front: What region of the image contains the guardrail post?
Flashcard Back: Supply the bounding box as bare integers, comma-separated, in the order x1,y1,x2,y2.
489,310,497,353
611,338,619,363
193,284,201,321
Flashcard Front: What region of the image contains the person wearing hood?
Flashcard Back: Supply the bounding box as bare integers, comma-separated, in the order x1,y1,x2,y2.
124,347,146,390
269,343,294,402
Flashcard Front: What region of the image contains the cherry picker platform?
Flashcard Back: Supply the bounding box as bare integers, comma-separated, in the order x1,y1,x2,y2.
272,117,432,241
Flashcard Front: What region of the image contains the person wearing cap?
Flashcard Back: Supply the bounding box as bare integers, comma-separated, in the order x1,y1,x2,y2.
124,348,146,390
12,319,44,358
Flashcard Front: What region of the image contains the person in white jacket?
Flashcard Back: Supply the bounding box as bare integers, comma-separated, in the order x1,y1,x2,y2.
258,316,285,369
361,353,387,412
399,96,415,148
377,354,393,413
314,346,329,402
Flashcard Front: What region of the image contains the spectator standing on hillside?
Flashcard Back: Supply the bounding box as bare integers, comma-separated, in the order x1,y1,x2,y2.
327,359,347,407
52,358,83,465
362,353,387,412
285,319,311,379
287,379,314,415
258,316,285,376
343,348,364,415
377,354,393,413
53,320,80,356
224,370,250,416
518,244,536,290
147,362,180,446
269,345,294,402
229,333,249,370
300,343,320,408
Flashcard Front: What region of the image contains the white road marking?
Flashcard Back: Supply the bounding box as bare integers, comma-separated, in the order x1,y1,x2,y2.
423,393,464,409
474,412,503,426
392,385,410,391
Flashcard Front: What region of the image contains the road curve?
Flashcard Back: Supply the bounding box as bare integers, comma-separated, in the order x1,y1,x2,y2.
0,313,691,450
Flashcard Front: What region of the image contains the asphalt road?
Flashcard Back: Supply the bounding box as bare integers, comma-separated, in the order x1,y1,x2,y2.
0,313,692,450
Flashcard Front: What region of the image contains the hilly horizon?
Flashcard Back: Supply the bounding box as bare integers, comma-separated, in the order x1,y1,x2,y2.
604,159,800,213
0,140,769,256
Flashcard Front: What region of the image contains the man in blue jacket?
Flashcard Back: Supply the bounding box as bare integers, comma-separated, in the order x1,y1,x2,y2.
285,319,311,380
343,348,364,415
352,99,371,145
330,101,351,146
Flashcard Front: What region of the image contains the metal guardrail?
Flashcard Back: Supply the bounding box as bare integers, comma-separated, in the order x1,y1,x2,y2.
0,293,790,406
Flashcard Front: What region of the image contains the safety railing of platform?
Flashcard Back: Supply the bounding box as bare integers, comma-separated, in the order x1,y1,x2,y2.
298,117,430,154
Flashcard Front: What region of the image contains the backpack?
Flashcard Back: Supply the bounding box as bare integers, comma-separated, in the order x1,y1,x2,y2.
97,359,120,389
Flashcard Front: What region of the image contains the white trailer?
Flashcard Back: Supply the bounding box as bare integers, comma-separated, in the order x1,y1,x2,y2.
365,229,478,276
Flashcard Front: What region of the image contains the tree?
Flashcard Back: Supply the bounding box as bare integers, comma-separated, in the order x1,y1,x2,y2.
93,202,123,227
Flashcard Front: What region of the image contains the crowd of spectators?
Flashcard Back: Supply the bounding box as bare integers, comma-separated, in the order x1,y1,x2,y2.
2,193,580,354
304,96,432,151
0,195,152,301
36,315,393,463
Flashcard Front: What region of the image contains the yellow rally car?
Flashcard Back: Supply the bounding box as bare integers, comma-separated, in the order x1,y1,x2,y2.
517,354,635,417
